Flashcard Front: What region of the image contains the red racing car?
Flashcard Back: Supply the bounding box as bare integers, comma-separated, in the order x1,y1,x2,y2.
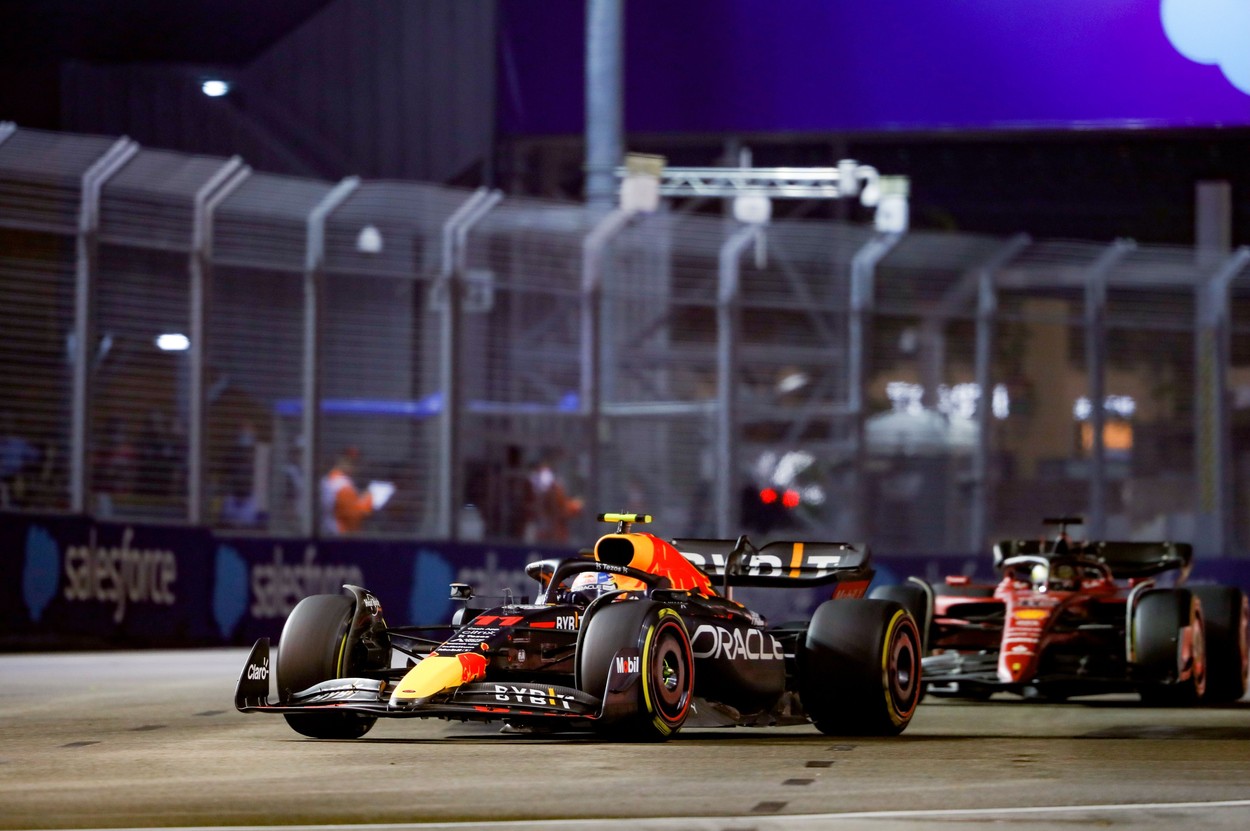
871,518,1249,704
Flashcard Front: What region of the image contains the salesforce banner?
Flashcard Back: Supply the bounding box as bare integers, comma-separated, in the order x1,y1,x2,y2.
4,513,216,646
215,535,565,644
3,511,1248,649
1,511,567,648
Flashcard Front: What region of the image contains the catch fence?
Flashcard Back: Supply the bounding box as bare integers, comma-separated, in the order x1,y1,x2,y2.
2,123,1249,557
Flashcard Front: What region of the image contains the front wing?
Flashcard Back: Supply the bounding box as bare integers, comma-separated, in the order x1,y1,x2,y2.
235,638,635,724
922,651,1141,695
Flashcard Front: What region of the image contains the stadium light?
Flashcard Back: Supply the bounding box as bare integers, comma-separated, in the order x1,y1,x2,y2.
201,80,231,98
356,225,383,253
155,333,190,352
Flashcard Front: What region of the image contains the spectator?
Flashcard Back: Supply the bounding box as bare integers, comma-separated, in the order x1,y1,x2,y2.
96,416,138,498
0,411,39,507
219,419,262,527
136,408,178,495
501,444,531,541
320,448,394,535
524,451,584,544
321,448,374,535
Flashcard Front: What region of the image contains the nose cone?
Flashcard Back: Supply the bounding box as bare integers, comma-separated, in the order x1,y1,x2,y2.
391,652,487,704
998,643,1037,684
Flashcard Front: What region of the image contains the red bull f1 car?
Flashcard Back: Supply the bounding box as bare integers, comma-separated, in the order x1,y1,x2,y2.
235,513,922,740
871,518,1249,704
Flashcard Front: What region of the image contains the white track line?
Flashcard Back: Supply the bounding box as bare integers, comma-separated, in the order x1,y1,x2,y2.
48,798,1250,831
788,797,1250,821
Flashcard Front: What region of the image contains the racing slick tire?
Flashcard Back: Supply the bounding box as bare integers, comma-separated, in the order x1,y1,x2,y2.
800,599,922,736
1189,586,1249,703
575,600,694,741
1133,589,1207,707
277,593,378,739
869,583,930,646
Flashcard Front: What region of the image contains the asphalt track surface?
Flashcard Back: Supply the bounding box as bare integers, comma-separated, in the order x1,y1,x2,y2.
2,649,1249,831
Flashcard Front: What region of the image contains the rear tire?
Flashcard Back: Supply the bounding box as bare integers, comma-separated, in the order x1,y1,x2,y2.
1189,586,1249,703
800,599,922,736
576,601,693,741
277,593,378,739
1134,589,1206,707
869,583,930,647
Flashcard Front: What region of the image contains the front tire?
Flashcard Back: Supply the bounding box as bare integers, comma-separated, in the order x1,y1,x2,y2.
277,593,378,739
1189,586,1249,703
1134,589,1206,707
576,601,693,741
800,599,922,736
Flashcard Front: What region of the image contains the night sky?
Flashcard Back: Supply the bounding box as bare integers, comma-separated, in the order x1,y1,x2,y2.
2,0,1247,245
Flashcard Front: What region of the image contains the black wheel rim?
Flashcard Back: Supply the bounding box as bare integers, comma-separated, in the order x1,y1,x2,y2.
1189,612,1207,697
888,618,921,713
650,621,691,723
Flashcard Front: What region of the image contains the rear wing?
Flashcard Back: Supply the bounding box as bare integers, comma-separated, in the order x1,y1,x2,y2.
672,537,872,588
993,539,1192,581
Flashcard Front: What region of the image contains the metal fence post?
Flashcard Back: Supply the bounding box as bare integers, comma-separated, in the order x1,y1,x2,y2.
969,235,1030,551
715,225,762,536
585,0,623,208
71,137,138,514
1195,247,1250,558
582,208,634,516
188,158,250,525
1083,240,1135,539
435,188,491,537
437,188,502,539
848,232,901,540
303,176,360,537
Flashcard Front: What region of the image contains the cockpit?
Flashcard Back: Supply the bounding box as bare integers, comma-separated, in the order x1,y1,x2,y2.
1001,555,1112,593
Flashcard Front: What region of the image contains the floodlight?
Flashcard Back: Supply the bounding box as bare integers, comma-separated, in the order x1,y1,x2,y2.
201,80,230,98
356,225,383,253
155,333,190,351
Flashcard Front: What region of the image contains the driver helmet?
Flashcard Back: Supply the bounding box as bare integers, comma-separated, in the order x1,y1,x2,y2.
569,570,621,597
1029,562,1049,587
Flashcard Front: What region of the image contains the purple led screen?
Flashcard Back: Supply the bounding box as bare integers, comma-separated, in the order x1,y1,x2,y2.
498,0,1250,135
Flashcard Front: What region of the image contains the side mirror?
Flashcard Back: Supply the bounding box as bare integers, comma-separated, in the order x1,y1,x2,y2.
449,582,474,600
525,559,559,587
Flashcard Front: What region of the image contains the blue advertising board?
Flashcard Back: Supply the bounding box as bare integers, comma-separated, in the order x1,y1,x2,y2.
2,513,216,646
212,534,567,644
1,511,566,648
3,511,1247,649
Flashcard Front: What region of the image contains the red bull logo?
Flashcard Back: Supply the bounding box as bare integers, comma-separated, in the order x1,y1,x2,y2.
393,652,489,702
458,652,487,684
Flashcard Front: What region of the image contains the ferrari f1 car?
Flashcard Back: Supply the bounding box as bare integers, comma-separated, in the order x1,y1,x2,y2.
235,513,922,740
871,517,1249,704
